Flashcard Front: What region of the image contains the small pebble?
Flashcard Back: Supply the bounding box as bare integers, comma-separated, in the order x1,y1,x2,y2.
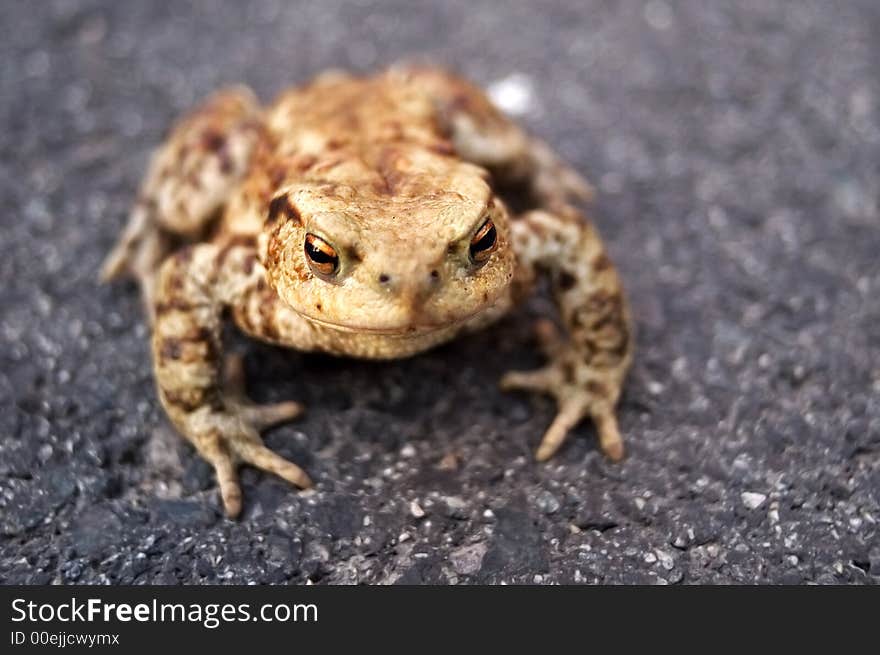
535,491,561,515
741,492,767,510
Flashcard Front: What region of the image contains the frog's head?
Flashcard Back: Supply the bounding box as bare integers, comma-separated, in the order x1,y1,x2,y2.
259,151,515,336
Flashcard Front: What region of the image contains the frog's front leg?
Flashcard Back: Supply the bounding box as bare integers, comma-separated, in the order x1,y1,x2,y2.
152,242,311,517
504,207,633,461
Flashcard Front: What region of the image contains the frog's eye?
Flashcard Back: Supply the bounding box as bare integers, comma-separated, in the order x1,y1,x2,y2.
304,233,340,278
469,218,497,266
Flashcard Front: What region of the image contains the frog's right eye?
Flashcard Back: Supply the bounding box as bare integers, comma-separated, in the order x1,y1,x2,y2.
304,233,340,279
468,218,497,266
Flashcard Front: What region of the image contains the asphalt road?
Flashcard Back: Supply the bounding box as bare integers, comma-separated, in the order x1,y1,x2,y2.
1,0,878,584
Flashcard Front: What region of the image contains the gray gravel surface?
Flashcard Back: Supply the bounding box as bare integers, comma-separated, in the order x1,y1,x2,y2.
1,0,878,585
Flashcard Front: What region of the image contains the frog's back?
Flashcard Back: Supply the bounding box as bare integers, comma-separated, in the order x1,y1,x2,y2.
266,71,447,155
219,71,461,238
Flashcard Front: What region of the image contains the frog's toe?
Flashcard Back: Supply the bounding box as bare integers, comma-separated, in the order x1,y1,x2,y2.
239,400,305,430
592,409,625,461
534,393,589,461
499,365,561,394
535,397,624,462
233,439,313,491
200,430,245,518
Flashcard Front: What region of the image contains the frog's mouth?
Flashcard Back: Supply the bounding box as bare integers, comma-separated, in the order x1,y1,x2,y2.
294,308,479,337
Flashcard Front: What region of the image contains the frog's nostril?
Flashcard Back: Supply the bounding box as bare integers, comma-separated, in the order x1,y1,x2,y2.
430,269,439,280
378,273,391,284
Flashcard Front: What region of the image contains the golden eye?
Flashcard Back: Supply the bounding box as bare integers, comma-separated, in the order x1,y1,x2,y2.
304,233,339,278
469,218,497,265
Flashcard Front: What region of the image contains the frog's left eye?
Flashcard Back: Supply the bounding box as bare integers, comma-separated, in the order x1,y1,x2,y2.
304,233,339,278
469,218,497,265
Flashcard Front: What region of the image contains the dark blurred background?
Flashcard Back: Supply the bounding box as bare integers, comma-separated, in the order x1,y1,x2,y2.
0,1,878,584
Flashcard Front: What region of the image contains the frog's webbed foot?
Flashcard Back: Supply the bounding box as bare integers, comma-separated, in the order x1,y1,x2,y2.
181,353,308,518
500,322,624,462
189,400,309,518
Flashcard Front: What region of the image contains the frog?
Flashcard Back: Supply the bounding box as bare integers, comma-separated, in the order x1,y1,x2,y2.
102,67,633,518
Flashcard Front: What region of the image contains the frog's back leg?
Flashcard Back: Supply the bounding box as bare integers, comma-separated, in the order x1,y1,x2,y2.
389,65,593,209
101,86,264,316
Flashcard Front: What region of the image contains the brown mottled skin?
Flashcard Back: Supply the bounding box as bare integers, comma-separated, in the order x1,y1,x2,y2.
102,67,633,517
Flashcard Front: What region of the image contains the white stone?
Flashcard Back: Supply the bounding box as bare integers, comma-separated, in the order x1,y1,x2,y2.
487,73,536,117
409,500,426,519
741,491,767,510
656,549,675,571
